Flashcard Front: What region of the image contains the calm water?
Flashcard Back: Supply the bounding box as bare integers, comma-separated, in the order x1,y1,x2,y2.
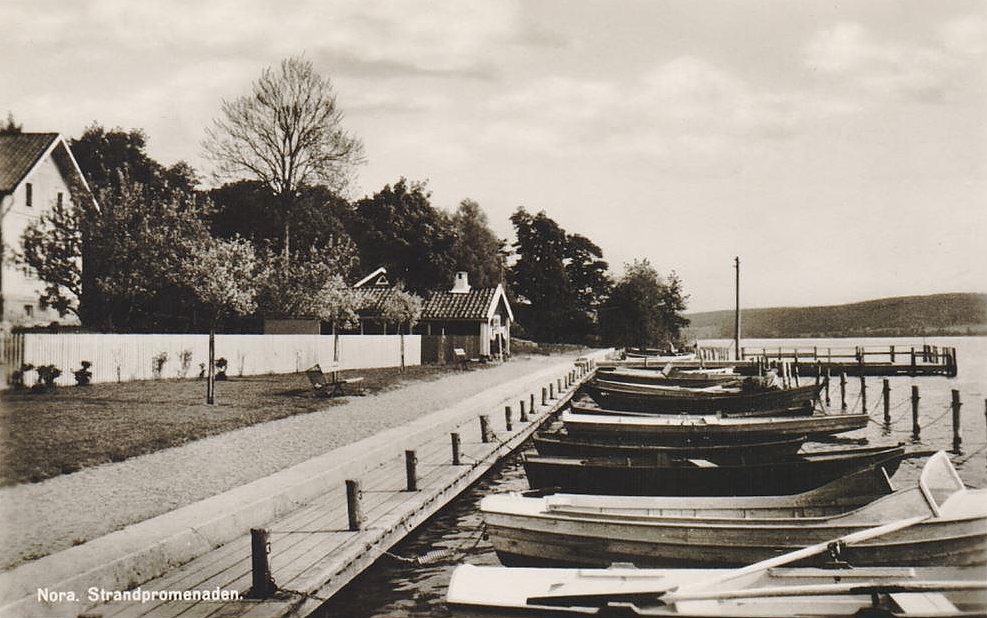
315,336,987,618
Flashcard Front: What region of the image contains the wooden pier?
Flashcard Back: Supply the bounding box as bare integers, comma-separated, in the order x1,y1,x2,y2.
605,345,958,378
35,357,599,618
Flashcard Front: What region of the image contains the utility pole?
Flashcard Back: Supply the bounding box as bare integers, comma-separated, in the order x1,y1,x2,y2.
734,256,741,361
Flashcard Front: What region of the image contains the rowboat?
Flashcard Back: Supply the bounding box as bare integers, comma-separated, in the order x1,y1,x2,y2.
561,410,870,443
531,431,806,461
596,367,741,388
521,444,909,496
484,452,987,568
570,398,814,419
447,563,987,617
584,379,822,414
625,350,698,362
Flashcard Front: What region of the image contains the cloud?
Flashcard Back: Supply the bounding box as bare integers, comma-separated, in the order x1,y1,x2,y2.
482,56,855,159
803,18,985,103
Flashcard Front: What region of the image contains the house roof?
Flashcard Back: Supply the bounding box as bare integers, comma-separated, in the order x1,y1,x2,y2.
421,285,513,321
353,266,389,289
353,287,399,316
0,133,59,194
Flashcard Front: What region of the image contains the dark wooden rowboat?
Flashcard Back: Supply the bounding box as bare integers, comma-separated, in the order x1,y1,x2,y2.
584,379,822,414
522,444,908,496
561,410,870,444
532,431,807,462
570,398,815,419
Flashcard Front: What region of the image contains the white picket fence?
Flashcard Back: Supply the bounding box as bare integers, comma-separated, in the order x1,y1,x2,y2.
5,333,421,387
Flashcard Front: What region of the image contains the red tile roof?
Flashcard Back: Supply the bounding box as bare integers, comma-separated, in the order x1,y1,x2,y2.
421,288,498,320
0,133,59,194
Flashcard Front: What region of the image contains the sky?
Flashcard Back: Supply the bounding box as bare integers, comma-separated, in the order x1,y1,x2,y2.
2,0,985,312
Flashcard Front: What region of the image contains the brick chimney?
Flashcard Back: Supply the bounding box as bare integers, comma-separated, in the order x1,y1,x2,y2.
451,271,471,293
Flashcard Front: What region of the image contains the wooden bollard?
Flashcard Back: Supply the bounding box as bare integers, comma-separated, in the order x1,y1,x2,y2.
815,361,821,386
824,367,831,406
541,387,547,406
405,450,418,491
793,363,800,387
911,385,920,437
860,374,867,413
910,348,916,376
882,379,890,425
557,377,563,393
549,383,555,399
840,372,847,411
250,528,276,598
530,393,536,414
951,390,962,453
505,405,513,431
480,414,491,443
890,345,895,363
345,480,364,531
451,433,461,465
519,400,528,422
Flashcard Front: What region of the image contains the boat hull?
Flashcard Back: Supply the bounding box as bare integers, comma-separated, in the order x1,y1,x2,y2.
584,380,822,414
522,447,906,496
531,432,806,462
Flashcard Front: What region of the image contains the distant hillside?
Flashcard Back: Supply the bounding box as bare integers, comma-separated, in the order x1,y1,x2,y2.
683,293,987,340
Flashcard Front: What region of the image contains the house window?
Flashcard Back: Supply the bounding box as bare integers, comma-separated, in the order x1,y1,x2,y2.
24,304,34,317
25,183,33,207
57,192,63,207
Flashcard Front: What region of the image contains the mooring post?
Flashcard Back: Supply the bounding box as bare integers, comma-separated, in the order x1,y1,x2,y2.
815,361,821,386
479,415,491,443
882,379,890,425
450,433,461,465
860,374,867,413
541,387,547,406
793,363,800,387
951,390,962,453
530,393,536,414
557,377,563,393
549,383,555,399
840,372,847,411
519,400,528,422
825,366,831,406
405,450,418,491
890,345,895,363
910,348,916,376
505,405,513,431
346,480,364,531
911,385,921,437
250,528,276,598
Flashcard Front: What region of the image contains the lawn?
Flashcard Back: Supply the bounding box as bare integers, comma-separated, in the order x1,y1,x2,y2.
0,364,481,487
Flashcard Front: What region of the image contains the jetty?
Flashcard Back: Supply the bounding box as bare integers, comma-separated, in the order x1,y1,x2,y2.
0,353,604,618
603,344,958,378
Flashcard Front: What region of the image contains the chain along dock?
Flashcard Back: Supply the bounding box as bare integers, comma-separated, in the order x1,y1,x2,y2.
603,344,958,378
5,354,603,618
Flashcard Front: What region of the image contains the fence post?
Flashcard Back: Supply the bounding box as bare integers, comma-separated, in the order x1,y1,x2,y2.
840,372,847,411
505,405,513,431
951,390,962,453
882,379,890,425
519,399,528,422
911,385,920,437
207,329,216,405
479,415,491,443
450,433,461,465
346,480,364,531
405,450,418,491
250,528,276,598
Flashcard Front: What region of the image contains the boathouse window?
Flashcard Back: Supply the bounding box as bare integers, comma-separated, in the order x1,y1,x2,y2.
25,183,33,207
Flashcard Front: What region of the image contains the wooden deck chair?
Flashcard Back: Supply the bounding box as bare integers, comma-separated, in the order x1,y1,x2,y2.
305,364,365,398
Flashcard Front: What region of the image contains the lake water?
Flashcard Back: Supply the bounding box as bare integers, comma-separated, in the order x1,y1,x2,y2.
315,336,987,618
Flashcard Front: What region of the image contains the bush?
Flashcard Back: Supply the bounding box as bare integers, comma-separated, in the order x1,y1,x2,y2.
151,352,168,379
10,363,34,390
33,365,62,390
73,360,93,386
215,357,228,381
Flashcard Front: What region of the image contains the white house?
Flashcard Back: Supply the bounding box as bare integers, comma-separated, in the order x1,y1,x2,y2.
0,133,94,330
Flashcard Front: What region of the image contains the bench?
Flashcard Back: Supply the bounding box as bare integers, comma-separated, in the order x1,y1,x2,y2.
452,348,480,370
305,364,365,398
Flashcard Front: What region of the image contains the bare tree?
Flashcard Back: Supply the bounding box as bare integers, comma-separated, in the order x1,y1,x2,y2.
203,56,365,256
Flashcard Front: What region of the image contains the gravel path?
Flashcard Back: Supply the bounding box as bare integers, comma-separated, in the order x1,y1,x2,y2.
0,354,581,570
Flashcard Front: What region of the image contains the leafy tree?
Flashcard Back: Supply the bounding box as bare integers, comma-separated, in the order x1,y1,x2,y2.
348,179,457,294
1,113,22,135
254,243,358,319
379,287,423,334
181,236,260,322
599,259,690,349
449,199,507,288
508,207,577,342
70,125,198,196
17,192,83,317
564,233,612,341
203,56,365,257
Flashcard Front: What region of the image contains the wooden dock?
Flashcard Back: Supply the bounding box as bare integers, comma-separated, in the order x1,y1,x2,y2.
56,357,598,618
604,344,958,378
